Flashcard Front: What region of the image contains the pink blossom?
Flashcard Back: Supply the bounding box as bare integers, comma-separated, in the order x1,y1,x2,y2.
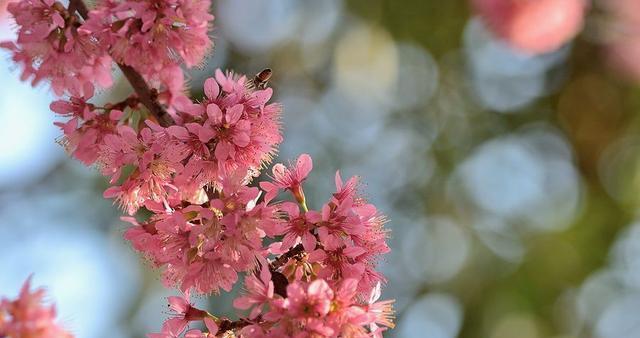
149,292,217,338
1,4,396,331
286,279,333,318
278,201,318,252
473,0,586,54
260,153,312,204
0,277,74,338
363,282,396,337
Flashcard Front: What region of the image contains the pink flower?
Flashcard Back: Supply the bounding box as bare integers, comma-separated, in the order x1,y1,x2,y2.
123,176,282,295
308,246,367,284
166,69,283,194
148,292,217,338
182,252,239,294
183,318,218,338
473,0,586,54
260,153,313,204
206,102,251,161
278,202,318,252
0,277,74,338
286,279,333,318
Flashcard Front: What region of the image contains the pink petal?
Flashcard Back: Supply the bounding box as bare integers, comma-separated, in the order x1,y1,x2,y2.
168,296,189,313
214,141,231,160
198,127,216,143
204,317,218,335
110,109,124,120
296,154,313,180
206,104,223,124
167,126,190,140
301,232,316,252
103,186,121,198
204,77,219,99
232,131,250,147
226,104,244,124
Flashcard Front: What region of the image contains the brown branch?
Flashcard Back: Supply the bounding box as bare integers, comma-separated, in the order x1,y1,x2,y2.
68,0,175,127
117,64,175,127
217,317,255,333
270,243,304,271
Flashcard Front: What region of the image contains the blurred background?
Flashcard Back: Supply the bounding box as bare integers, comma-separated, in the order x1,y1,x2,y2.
2,0,640,337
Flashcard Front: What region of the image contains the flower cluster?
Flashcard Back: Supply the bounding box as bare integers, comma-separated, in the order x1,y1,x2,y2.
233,274,394,338
1,0,214,99
0,0,113,96
150,274,394,338
123,167,281,294
2,0,395,336
95,70,282,215
263,156,390,294
148,155,393,337
0,278,74,338
82,0,213,77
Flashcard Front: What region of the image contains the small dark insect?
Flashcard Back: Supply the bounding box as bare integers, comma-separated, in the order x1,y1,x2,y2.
252,68,273,89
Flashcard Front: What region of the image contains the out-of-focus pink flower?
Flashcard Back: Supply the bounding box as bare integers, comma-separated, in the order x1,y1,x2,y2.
0,277,74,338
473,0,586,54
602,0,640,81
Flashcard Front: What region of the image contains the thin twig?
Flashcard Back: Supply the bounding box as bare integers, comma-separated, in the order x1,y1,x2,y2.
68,0,175,127
270,244,304,271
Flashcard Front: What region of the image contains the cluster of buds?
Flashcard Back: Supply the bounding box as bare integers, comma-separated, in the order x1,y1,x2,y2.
1,0,395,337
